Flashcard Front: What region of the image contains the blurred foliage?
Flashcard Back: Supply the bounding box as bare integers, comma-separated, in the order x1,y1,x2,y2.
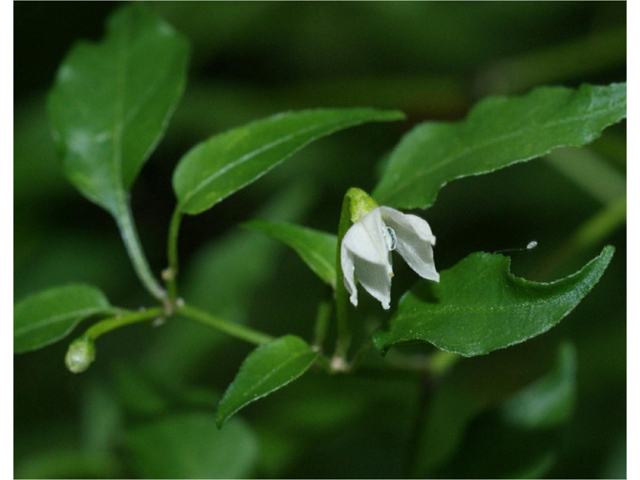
15,2,625,478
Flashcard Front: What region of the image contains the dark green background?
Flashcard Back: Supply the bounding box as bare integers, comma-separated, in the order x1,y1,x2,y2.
15,2,626,478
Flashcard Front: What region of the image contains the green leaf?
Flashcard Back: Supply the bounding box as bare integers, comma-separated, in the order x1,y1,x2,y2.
217,335,318,427
373,246,614,357
48,4,188,216
374,83,626,209
430,343,577,479
413,340,558,475
173,108,405,215
125,413,258,479
245,220,338,288
500,342,577,430
14,284,112,353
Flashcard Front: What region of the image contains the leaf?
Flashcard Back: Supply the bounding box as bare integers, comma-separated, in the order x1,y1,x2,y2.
217,335,318,427
373,246,614,357
245,220,338,288
430,343,577,479
172,108,405,215
500,342,577,430
412,339,564,475
14,284,112,353
125,413,258,479
48,4,188,216
373,83,626,209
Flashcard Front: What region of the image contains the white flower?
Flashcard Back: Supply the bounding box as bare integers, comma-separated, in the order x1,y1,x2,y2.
340,206,439,310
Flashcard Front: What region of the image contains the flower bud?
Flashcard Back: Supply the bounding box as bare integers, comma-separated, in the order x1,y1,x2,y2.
65,337,96,373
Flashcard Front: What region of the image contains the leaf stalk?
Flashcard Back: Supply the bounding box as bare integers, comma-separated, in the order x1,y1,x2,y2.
115,201,167,302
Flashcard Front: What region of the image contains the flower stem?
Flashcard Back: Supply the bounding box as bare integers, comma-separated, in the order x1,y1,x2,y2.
115,201,167,302
176,303,274,346
83,307,165,341
166,208,183,302
312,297,332,352
334,194,354,360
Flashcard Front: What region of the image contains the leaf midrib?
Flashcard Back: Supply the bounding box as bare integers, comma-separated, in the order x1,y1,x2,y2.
220,348,314,417
15,306,107,336
180,119,355,209
383,96,625,203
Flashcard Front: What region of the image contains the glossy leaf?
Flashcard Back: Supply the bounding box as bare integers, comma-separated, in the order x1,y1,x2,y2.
245,220,338,288
173,108,405,214
374,83,626,209
217,335,318,427
14,284,112,353
373,246,614,357
48,4,188,216
125,413,258,479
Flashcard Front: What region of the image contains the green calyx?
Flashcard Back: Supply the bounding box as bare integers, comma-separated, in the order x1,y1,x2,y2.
345,187,379,223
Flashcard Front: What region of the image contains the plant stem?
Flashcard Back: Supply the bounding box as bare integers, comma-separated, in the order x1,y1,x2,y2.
176,303,274,346
477,26,626,95
83,307,165,341
334,194,354,360
115,201,166,302
545,147,626,206
535,196,626,279
406,373,436,478
312,297,332,352
166,208,183,302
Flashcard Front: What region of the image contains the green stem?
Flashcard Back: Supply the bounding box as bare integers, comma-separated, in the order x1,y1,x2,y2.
115,201,166,302
570,196,626,250
545,148,626,206
428,350,462,376
312,297,332,352
407,373,436,479
176,304,274,346
83,307,165,341
477,26,626,95
535,196,626,279
166,208,183,302
335,194,354,360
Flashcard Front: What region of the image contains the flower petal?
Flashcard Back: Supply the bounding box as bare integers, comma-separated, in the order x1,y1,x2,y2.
340,245,359,306
353,254,392,309
341,208,393,309
379,207,440,282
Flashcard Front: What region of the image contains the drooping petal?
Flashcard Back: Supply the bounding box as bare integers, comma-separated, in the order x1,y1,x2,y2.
353,254,392,309
379,206,440,282
340,245,358,306
341,208,393,309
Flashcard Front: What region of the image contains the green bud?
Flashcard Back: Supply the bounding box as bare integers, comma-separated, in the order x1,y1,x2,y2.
345,187,379,223
65,337,96,374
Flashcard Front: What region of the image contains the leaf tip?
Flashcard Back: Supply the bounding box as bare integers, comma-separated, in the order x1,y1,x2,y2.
371,331,390,356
